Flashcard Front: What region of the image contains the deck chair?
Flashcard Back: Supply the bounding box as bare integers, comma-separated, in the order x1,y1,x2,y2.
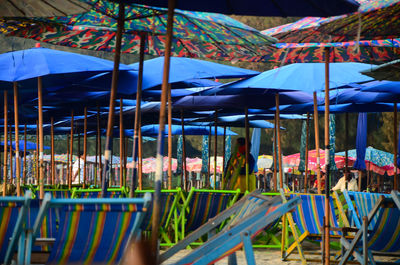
160,190,301,265
179,188,241,242
71,186,128,198
1,191,32,265
281,192,348,263
33,189,71,199
135,189,184,247
339,191,400,265
23,192,151,265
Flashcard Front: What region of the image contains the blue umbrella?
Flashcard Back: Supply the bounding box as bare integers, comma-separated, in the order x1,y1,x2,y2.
0,140,50,151
141,124,237,136
361,80,400,93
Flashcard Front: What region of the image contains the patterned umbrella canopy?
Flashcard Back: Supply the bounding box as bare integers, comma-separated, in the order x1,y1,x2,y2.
1,2,276,62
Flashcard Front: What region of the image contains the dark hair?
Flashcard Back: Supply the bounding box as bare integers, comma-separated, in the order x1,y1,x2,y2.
237,137,246,146
78,151,84,157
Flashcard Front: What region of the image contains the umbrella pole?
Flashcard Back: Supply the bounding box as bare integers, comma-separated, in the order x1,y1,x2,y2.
119,99,124,188
97,106,102,186
181,110,187,191
214,110,218,190
273,114,277,191
38,77,45,199
138,120,143,190
95,109,98,187
245,108,250,191
3,90,7,196
69,110,74,189
313,92,321,194
8,124,12,188
324,47,331,265
208,125,211,187
36,121,39,185
84,107,88,189
222,126,226,188
77,125,81,185
276,94,283,189
13,82,21,196
151,0,176,256
131,32,145,196
345,113,349,182
305,113,310,192
394,103,398,191
23,124,27,185
67,134,70,187
168,85,173,190
51,117,55,186
102,3,125,197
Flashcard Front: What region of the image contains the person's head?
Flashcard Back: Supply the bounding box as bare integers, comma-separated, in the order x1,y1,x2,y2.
79,151,84,158
236,137,251,154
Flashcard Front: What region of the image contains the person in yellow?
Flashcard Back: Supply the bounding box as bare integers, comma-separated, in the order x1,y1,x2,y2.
223,138,256,192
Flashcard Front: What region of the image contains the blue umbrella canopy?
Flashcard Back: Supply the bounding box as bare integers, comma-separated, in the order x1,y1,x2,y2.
0,140,50,151
141,124,237,136
337,146,394,168
361,80,400,93
223,63,374,93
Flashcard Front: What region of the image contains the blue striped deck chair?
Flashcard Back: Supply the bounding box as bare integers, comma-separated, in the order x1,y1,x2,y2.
24,192,151,265
281,193,345,263
1,191,32,265
34,189,71,199
71,187,127,198
160,191,301,265
179,188,241,241
134,189,183,247
340,191,400,265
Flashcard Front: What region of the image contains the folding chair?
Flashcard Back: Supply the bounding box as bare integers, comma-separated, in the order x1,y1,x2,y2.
24,192,151,265
135,189,184,247
339,191,400,265
71,186,128,198
160,190,301,265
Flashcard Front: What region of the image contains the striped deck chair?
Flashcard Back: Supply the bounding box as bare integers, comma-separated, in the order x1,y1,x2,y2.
340,191,400,265
135,189,183,247
179,188,241,242
34,189,71,199
24,192,151,265
71,187,127,198
0,191,32,265
160,191,301,265
281,193,346,263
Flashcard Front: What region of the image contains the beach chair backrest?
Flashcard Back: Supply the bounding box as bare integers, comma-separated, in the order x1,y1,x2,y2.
38,195,151,265
185,189,240,232
35,190,71,199
347,191,390,230
289,194,340,236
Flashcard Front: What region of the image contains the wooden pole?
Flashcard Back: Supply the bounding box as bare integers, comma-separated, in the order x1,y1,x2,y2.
77,125,81,185
119,99,124,188
273,114,277,191
102,3,125,197
394,103,398,190
245,108,250,191
207,125,211,187
38,76,45,199
95,109,98,187
13,82,21,196
8,123,12,189
313,92,321,194
151,0,176,256
324,47,331,265
83,107,88,188
138,121,143,190
51,117,55,185
168,85,173,190
276,94,283,189
67,134,70,186
97,106,102,186
3,90,7,196
36,120,39,184
23,124,27,185
181,110,187,191
222,126,226,187
305,113,310,192
214,110,218,190
69,110,74,189
345,113,349,177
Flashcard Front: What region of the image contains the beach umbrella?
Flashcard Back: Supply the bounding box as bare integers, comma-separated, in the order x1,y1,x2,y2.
0,140,50,151
140,124,237,136
0,1,89,17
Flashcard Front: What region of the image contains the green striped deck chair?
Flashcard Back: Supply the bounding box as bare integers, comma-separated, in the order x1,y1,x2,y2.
179,188,241,242
134,189,183,247
161,191,301,265
71,187,128,198
24,192,151,265
281,192,347,263
340,191,400,265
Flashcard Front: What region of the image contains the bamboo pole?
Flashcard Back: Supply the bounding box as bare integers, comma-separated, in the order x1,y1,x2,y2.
151,0,176,256
69,110,74,189
324,47,331,265
23,124,27,185
245,108,250,191
273,115,277,191
119,99,124,188
13,82,21,196
95,110,98,187
394,103,398,190
222,126,226,188
214,110,218,190
181,110,187,191
276,94,283,189
102,3,125,197
83,107,88,188
97,106,102,186
138,120,143,190
304,113,310,192
38,77,45,199
168,85,173,190
51,117,55,185
313,92,321,194
77,125,81,185
36,120,39,184
3,91,7,196
67,134,70,186
345,113,349,189
8,122,12,192
207,125,211,187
